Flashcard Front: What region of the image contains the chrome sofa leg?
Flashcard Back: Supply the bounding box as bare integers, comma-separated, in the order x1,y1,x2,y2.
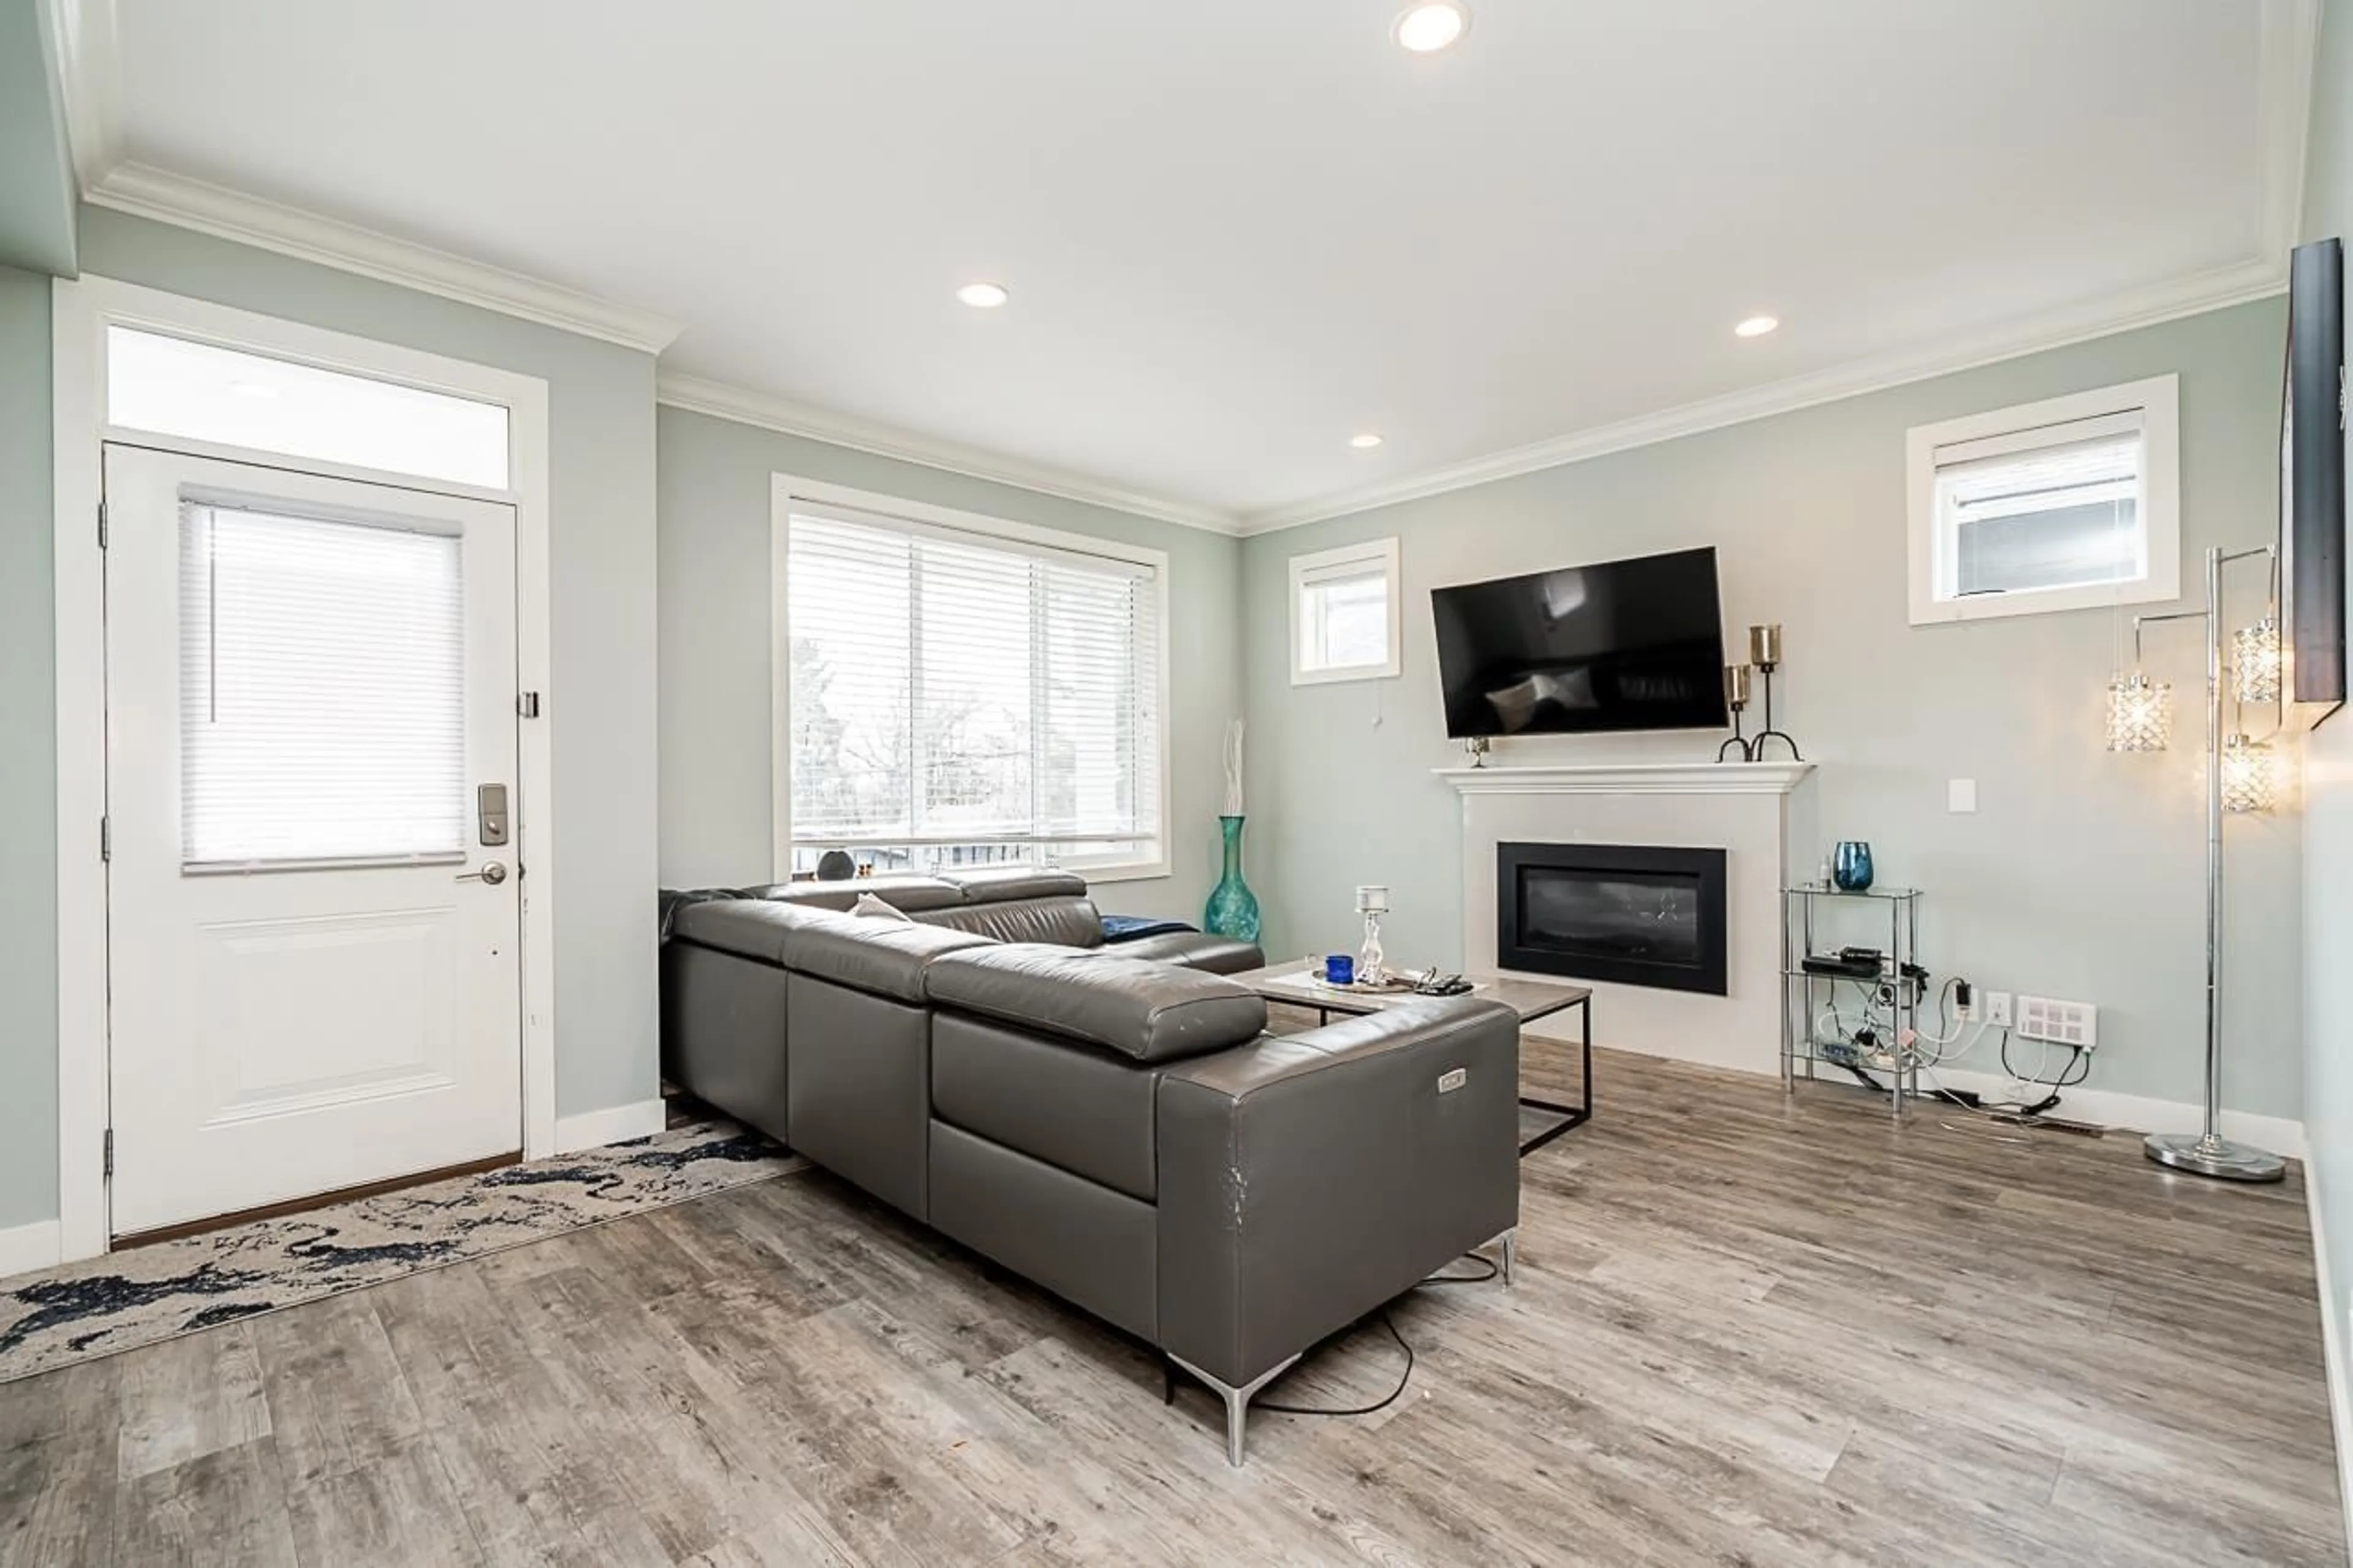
1494,1227,1518,1286
1167,1351,1302,1466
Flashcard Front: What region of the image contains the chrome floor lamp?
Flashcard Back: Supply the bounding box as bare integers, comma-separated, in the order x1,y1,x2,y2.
2107,544,2286,1182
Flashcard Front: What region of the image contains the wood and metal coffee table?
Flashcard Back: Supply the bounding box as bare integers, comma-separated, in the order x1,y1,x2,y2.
1227,965,1594,1155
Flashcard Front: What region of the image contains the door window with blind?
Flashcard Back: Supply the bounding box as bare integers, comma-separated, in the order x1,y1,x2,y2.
782,501,1166,877
1906,376,2180,625
181,501,469,868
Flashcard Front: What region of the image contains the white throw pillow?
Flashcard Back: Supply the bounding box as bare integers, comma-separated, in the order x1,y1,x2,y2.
851,892,914,922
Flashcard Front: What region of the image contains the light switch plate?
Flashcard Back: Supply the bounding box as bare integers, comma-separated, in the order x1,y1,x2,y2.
1948,778,1978,813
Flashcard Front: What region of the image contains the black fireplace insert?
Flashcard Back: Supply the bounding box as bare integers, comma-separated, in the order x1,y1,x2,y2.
1497,841,1728,995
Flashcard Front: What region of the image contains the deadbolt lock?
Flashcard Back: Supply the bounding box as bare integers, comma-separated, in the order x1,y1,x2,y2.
477,783,510,847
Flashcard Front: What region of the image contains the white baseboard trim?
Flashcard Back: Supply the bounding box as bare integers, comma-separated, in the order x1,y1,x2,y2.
1566,1033,2308,1157
553,1099,669,1154
0,1219,63,1281
2305,1161,2353,1561
1920,1067,2308,1160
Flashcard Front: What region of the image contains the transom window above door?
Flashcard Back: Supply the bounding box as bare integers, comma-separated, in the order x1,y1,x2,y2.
108,326,510,489
780,498,1167,880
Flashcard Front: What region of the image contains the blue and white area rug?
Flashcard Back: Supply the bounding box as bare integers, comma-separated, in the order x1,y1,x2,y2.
0,1120,800,1384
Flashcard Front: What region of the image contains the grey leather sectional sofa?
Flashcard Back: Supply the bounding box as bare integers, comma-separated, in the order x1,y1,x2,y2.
661,867,1521,1463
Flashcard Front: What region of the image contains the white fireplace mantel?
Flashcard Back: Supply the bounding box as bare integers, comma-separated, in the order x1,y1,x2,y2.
1446,757,1817,1079
1434,760,1814,797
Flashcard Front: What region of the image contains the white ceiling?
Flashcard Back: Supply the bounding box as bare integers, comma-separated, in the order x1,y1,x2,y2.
96,0,2305,529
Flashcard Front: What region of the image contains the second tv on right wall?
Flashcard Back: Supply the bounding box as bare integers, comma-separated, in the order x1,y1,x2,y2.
2284,235,2346,727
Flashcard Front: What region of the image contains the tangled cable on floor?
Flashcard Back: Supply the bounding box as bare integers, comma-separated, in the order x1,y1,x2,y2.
1243,1251,1501,1419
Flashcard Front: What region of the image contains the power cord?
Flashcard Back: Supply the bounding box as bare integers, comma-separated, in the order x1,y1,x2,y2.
1256,1311,1415,1417
1213,1250,1499,1420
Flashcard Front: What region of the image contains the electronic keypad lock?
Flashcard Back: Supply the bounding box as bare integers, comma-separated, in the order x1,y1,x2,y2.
477,783,510,847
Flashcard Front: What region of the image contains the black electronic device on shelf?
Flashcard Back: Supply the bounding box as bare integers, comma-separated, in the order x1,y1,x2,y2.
1802,947,1884,980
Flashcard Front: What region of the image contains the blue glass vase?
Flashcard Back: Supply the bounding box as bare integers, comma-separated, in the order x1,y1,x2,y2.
1203,815,1261,941
1832,841,1874,892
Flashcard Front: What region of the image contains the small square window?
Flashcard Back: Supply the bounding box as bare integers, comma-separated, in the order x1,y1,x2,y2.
1907,375,2179,625
1291,537,1401,684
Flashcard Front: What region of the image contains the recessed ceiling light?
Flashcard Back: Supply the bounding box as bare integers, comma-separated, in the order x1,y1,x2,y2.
1350,433,1384,449
1734,314,1780,338
1393,2,1470,53
956,281,1010,309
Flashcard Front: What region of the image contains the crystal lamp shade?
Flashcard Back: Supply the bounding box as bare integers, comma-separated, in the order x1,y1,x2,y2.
2220,733,2278,814
2105,672,2172,752
2231,618,2283,705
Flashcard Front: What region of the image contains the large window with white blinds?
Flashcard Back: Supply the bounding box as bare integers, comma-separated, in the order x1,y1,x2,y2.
782,500,1167,878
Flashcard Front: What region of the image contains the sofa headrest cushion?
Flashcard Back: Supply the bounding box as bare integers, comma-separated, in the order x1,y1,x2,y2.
914,895,1105,948
750,875,967,914
924,944,1268,1064
935,866,1089,903
670,897,845,964
786,918,998,1004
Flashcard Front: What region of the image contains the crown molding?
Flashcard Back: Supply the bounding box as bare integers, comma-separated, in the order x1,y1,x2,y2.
1237,255,2289,535
657,372,1243,536
48,1,2315,533
44,0,118,191
2259,0,2323,258
83,162,684,354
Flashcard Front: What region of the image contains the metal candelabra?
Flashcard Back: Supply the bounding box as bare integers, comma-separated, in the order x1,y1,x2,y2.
1748,623,1802,761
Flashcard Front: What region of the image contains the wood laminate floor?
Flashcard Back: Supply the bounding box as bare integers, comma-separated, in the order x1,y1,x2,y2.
2,1036,2342,1566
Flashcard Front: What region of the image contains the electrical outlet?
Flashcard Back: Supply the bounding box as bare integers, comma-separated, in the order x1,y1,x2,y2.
2018,994,2097,1050
1984,990,2013,1028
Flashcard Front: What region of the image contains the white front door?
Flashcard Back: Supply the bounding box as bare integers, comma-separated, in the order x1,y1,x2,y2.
102,444,525,1237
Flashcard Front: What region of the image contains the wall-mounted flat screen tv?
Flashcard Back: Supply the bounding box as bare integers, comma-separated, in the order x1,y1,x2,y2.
1431,546,1729,739
2283,235,2346,727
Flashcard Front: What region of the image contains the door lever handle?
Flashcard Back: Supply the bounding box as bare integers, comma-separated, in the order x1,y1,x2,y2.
457,862,508,885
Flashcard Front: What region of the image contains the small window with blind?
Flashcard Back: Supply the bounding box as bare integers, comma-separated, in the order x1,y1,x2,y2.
781,498,1167,879
1291,537,1402,684
1906,375,2180,625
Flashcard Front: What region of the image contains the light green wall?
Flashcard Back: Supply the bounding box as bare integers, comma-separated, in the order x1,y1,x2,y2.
2300,0,2353,1386
1241,299,2300,1118
70,205,664,1125
0,264,57,1229
656,405,1242,924
0,0,76,275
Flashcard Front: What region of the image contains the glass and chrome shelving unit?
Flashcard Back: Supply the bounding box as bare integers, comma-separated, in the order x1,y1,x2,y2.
1780,882,1924,1118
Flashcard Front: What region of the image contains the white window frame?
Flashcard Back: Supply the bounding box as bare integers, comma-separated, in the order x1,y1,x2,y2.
1290,536,1403,684
51,276,559,1267
1906,374,2180,626
769,474,1172,884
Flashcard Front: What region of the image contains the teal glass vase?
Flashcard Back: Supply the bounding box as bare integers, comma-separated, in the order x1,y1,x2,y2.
1203,815,1261,942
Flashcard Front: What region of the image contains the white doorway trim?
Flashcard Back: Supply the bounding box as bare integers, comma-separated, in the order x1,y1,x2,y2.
51,274,559,1264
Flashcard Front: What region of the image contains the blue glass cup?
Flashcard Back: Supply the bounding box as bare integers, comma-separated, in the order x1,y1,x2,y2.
1324,953,1355,985
1832,841,1875,892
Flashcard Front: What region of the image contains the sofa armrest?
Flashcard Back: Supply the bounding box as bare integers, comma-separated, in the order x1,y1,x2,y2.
1154,997,1520,1387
